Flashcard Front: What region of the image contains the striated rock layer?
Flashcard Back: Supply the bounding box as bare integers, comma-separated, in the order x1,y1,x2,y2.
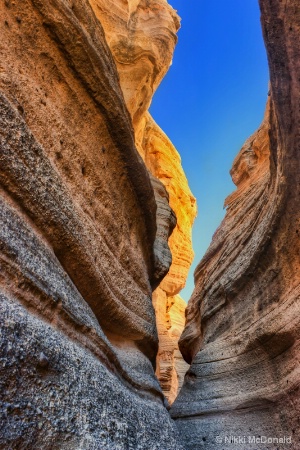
0,0,186,448
171,1,300,448
89,0,196,403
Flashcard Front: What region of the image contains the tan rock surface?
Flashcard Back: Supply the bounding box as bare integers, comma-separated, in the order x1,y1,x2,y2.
142,115,196,403
89,1,196,295
89,0,180,131
154,289,189,405
171,1,300,448
0,0,185,447
142,113,197,297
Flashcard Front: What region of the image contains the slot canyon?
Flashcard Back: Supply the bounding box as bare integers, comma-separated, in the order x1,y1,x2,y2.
0,0,299,449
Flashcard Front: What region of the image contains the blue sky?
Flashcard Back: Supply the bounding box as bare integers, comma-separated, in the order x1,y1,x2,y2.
150,0,269,301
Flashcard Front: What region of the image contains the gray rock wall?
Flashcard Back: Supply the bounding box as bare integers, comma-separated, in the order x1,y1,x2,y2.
171,1,300,448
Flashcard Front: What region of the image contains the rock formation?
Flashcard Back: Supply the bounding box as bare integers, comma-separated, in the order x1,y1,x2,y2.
142,115,196,404
171,1,300,448
89,0,196,403
141,114,196,299
2,0,299,448
0,0,189,447
153,292,189,405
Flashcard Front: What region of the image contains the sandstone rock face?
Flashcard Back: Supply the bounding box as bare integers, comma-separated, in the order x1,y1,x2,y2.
0,0,185,448
89,1,196,296
89,0,196,403
6,0,299,448
89,0,180,133
171,1,300,448
141,115,196,403
153,290,189,405
141,114,197,298
89,0,181,290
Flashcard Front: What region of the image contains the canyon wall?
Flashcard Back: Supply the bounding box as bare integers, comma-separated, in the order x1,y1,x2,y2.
0,0,192,448
153,291,189,405
171,0,300,448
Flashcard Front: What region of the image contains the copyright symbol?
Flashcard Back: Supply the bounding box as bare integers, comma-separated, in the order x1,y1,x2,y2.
215,436,222,444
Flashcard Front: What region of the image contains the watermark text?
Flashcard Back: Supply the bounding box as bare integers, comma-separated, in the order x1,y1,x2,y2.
215,435,292,445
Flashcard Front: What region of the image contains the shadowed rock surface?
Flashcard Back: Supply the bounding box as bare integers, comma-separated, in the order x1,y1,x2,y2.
0,0,186,447
171,1,300,448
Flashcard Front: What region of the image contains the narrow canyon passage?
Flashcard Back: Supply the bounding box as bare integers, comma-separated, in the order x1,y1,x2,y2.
0,0,299,449
150,0,271,407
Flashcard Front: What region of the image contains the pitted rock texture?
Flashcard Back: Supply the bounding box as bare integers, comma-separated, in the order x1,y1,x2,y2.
89,0,196,402
0,295,184,449
153,290,189,405
171,1,300,448
0,0,184,448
